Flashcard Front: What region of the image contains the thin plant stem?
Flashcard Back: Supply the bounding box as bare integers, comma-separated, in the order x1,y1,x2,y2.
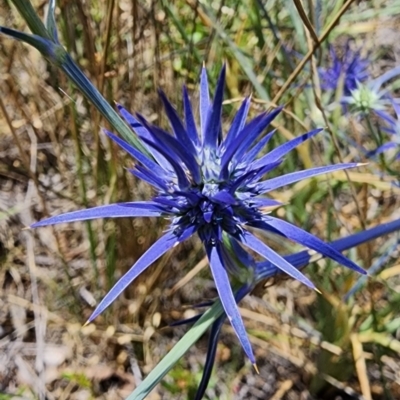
272,0,355,104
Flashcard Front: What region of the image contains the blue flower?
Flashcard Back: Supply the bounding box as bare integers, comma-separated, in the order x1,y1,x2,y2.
341,66,400,115
372,100,400,159
318,44,400,115
319,44,369,96
32,65,365,364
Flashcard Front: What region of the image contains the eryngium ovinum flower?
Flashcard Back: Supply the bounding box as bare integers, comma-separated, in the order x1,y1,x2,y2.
32,66,366,364
319,44,369,96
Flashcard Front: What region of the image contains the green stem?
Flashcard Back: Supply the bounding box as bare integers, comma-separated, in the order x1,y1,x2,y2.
8,0,151,158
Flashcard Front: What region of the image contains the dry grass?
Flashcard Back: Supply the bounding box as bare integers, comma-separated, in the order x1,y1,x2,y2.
1,0,400,399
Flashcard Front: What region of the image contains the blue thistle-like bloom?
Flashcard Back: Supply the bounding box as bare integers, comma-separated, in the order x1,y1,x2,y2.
342,81,390,115
341,65,400,115
32,66,366,364
319,45,369,96
318,44,400,116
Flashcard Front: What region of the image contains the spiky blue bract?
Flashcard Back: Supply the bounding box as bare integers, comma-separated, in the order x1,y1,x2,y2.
372,100,400,159
32,65,365,363
31,202,164,226
319,44,369,96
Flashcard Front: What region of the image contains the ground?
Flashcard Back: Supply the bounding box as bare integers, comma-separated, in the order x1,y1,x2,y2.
1,0,400,399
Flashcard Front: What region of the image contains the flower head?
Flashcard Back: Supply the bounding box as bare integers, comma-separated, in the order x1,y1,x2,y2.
341,65,400,115
342,80,389,114
319,44,369,96
32,65,365,363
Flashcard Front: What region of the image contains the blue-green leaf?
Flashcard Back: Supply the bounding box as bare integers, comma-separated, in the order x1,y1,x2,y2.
126,300,224,400
0,26,59,62
45,0,59,42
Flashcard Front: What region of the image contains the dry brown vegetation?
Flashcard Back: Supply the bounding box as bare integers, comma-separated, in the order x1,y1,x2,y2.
1,0,400,399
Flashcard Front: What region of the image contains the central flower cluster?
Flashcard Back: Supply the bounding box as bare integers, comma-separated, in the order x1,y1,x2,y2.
161,182,262,245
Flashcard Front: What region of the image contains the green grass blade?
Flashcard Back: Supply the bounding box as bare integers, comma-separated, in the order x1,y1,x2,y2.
126,300,224,400
5,0,151,158
10,0,51,39
199,3,270,101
